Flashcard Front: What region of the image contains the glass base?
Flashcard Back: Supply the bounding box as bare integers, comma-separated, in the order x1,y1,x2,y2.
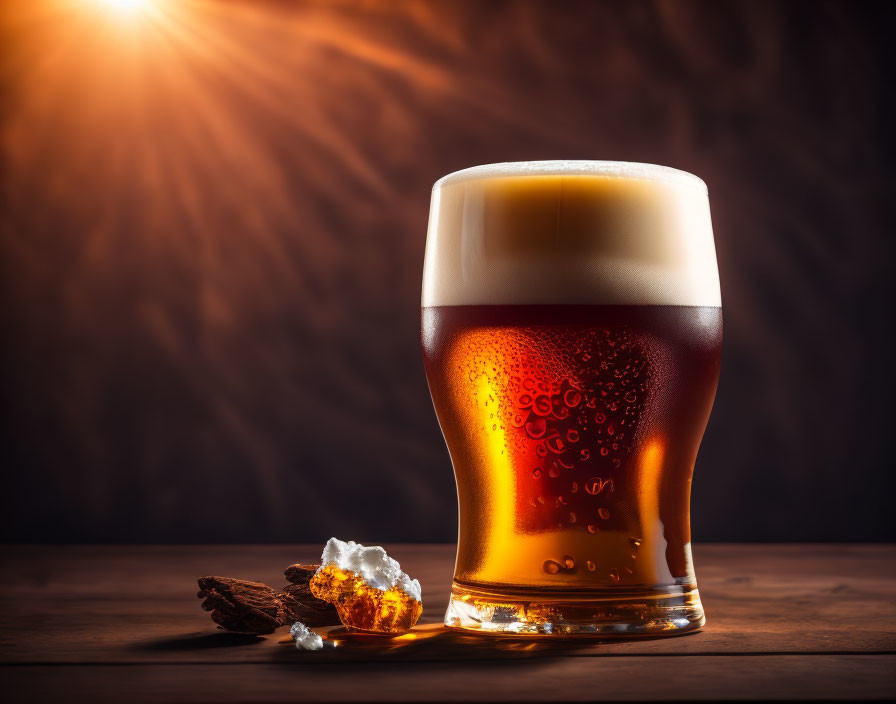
444,581,704,636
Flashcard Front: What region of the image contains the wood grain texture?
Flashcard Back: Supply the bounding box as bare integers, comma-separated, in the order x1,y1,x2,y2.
0,545,894,701
3,657,895,703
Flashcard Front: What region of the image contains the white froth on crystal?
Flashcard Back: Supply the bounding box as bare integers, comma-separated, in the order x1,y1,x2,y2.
289,621,323,651
317,537,422,603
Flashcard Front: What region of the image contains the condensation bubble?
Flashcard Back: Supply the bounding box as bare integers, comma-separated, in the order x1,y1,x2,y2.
585,477,603,495
546,436,565,454
563,389,582,407
525,417,547,439
532,395,552,416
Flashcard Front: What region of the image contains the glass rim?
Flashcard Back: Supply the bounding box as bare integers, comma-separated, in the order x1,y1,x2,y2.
432,160,707,193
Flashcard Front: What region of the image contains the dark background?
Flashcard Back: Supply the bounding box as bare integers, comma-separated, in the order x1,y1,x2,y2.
1,0,893,544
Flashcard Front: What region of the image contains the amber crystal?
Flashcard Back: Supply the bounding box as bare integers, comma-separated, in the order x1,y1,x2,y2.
310,563,422,634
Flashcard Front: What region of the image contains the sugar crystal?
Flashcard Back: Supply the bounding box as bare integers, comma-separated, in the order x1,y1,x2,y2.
310,538,422,634
289,621,323,651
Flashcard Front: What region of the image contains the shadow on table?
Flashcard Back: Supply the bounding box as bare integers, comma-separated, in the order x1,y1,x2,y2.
135,623,700,663
270,623,701,664
139,633,264,651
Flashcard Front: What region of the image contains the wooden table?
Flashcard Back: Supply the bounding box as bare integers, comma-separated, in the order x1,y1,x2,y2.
1,545,894,702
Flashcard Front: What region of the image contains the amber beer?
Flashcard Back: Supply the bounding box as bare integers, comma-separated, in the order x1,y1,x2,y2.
422,162,722,635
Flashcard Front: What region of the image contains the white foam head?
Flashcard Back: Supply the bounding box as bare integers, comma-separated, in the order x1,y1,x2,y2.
422,160,720,307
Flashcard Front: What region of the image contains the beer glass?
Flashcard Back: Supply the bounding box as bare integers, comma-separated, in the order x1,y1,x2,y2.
421,161,722,635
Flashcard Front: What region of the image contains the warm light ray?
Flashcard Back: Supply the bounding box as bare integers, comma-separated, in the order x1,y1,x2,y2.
1,0,594,536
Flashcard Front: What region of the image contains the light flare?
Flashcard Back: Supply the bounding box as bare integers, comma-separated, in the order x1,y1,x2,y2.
83,0,154,19
474,372,517,576
636,438,670,583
